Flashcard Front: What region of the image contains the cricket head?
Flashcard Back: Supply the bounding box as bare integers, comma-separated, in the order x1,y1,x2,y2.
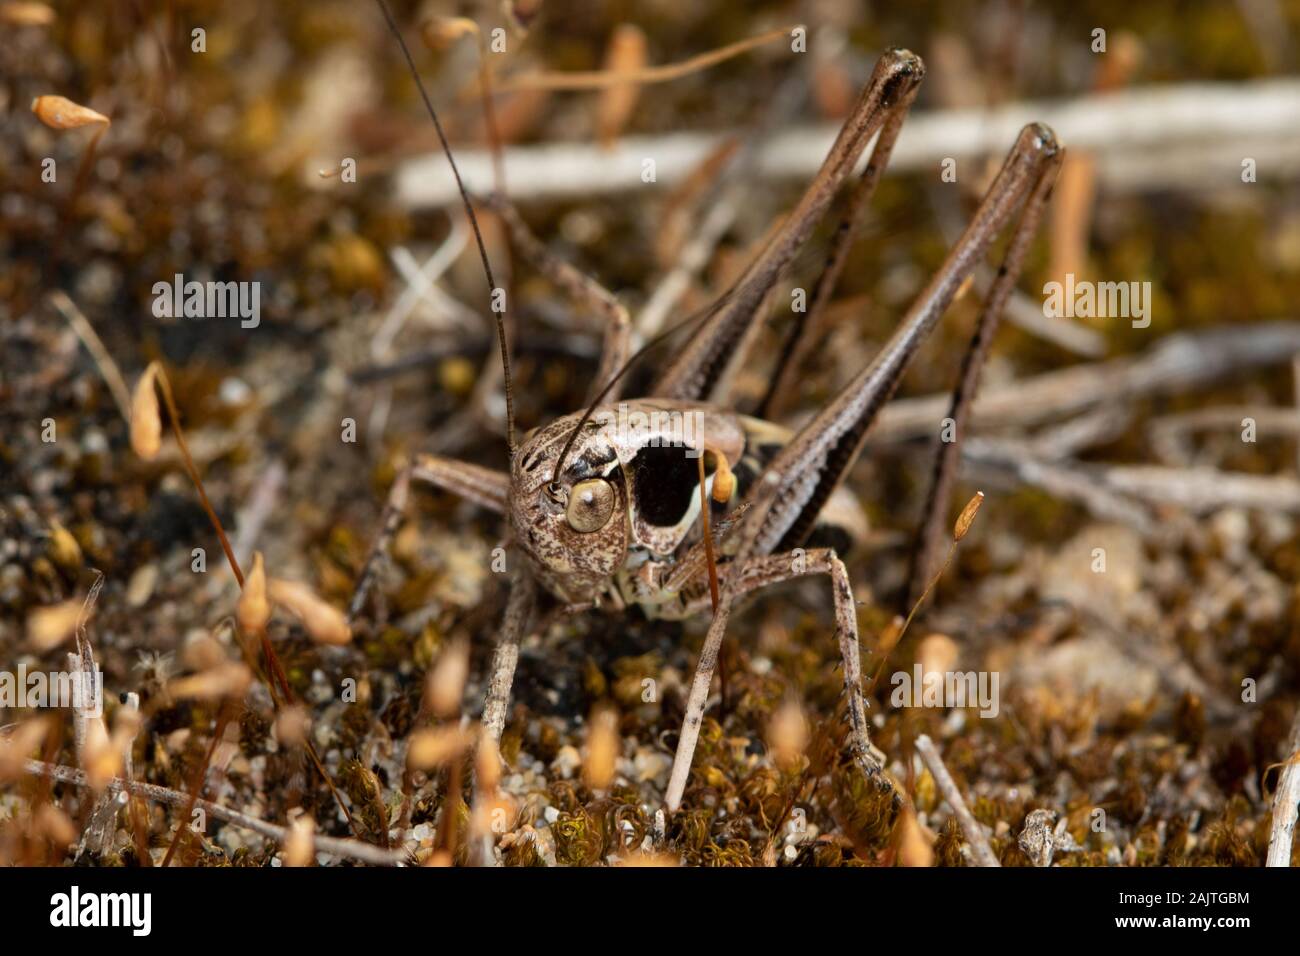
509,402,749,605
509,411,631,604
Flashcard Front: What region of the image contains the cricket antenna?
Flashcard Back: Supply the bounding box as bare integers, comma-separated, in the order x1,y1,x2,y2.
548,287,737,493
375,0,516,456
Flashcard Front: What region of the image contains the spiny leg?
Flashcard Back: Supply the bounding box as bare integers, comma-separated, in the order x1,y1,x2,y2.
758,74,920,420
486,193,633,405
664,546,880,812
732,124,1064,566
664,125,1062,811
651,48,926,403
907,152,1062,603
480,567,537,743
349,454,510,621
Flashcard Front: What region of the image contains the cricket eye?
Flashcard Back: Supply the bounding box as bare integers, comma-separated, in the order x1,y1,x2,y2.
565,478,615,533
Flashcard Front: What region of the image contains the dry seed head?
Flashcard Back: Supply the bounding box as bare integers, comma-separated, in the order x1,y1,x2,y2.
26,598,81,651
2,2,56,26
898,807,934,867
180,632,227,671
709,450,736,503
168,661,253,701
583,705,620,790
767,699,810,769
408,726,475,770
428,638,469,718
81,719,120,790
422,16,478,50
129,362,162,460
916,633,959,677
953,491,985,542
284,814,316,867
267,578,352,645
476,733,502,792
237,551,270,634
275,705,311,747
31,94,109,129
35,804,78,846
0,718,49,782
47,521,82,571
877,614,905,657
617,851,678,867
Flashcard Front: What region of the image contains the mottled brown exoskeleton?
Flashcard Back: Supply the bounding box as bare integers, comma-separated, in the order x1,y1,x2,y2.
362,7,1063,814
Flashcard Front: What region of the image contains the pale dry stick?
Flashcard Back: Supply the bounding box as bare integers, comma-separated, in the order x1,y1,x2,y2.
1101,464,1300,514
914,734,999,867
1293,355,1300,476
395,78,1300,206
1266,708,1300,866
48,291,131,423
369,227,474,444
23,760,406,866
493,25,797,94
869,322,1300,442
963,438,1156,535
1148,405,1300,465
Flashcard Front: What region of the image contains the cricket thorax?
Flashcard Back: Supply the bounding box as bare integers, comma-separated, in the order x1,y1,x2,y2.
509,400,746,606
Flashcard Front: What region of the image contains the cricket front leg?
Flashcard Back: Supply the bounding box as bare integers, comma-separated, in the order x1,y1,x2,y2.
350,453,510,620
486,193,632,405
664,547,886,813
480,566,537,743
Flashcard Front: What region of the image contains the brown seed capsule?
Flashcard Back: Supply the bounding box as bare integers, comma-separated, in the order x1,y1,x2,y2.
284,814,316,867
428,638,469,719
877,615,905,657
0,718,49,783
267,579,352,645
2,2,56,26
583,705,619,790
422,16,478,51
476,733,502,793
129,362,162,460
167,662,253,701
237,552,270,634
31,94,109,130
48,521,82,571
709,450,735,503
916,633,959,678
407,727,475,770
953,490,985,542
767,699,809,770
898,807,934,867
26,599,81,651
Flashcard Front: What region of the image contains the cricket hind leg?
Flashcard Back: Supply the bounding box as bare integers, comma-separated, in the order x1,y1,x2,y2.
907,152,1062,603
664,547,889,813
486,194,633,405
757,78,917,421
349,454,510,621
737,124,1064,564
650,49,925,404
